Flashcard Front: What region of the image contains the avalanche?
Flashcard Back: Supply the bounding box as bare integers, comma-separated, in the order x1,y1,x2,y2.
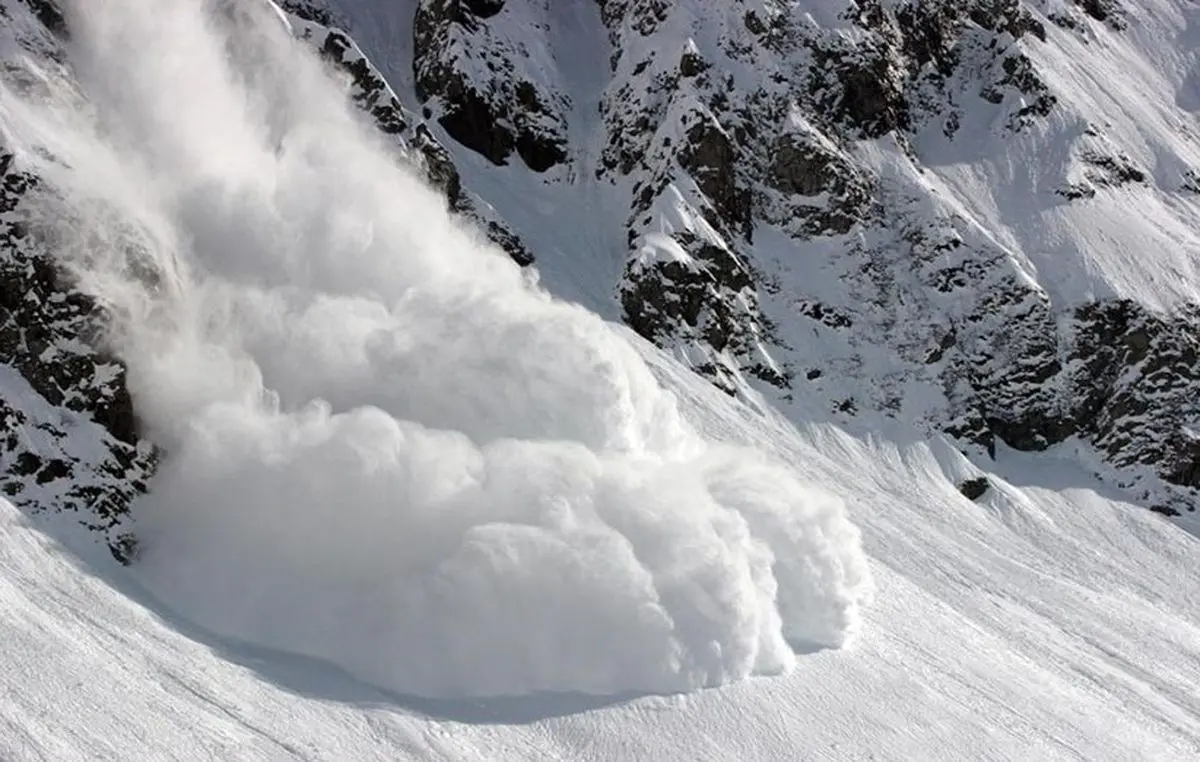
1,0,1200,759
0,0,869,699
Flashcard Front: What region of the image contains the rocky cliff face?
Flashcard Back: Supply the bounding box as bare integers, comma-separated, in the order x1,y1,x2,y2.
412,0,569,173
372,0,1200,516
0,134,154,561
1,0,1199,554
284,0,535,264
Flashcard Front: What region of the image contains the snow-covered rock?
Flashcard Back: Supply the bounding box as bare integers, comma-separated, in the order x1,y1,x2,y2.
7,2,1200,755
413,0,569,173
0,2,154,560
1,0,1199,556
313,0,1200,516
284,3,536,264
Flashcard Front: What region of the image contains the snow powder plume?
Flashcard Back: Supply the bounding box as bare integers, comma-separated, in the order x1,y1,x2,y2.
0,0,870,699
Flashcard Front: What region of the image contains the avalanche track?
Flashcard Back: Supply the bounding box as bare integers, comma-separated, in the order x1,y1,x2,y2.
4,355,1200,760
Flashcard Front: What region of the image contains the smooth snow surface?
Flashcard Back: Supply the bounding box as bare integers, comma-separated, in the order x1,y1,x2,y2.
0,0,869,699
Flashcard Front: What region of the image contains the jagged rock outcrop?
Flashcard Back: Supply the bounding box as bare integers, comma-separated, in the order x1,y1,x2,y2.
0,0,538,559
576,0,1200,514
589,0,1071,401
278,0,343,27
412,0,569,172
0,151,155,561
0,1,157,561
287,9,535,265
14,0,66,38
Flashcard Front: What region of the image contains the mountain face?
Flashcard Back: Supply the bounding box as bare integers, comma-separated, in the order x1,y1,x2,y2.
0,0,1198,559
0,1,156,559
295,0,1200,516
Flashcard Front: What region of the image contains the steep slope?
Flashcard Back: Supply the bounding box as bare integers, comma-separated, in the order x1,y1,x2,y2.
2,0,872,700
4,359,1200,760
318,0,1200,519
0,0,531,561
0,0,1194,556
0,0,154,560
0,2,1199,759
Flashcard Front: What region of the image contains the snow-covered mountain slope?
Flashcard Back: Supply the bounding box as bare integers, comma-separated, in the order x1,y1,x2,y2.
2,0,1197,549
1,0,1200,759
302,0,1200,520
2,0,873,700
5,367,1200,760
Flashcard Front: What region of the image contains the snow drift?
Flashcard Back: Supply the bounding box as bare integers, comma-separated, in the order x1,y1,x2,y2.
0,0,870,698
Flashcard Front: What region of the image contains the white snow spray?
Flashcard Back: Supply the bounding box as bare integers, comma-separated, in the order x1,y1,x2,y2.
0,0,870,698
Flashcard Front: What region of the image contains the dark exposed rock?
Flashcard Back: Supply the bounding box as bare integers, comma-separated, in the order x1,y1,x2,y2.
430,82,514,165
596,0,671,39
277,0,341,27
984,53,1057,127
958,477,990,500
411,124,464,207
797,300,853,330
484,220,534,267
924,330,957,364
945,297,1200,502
1183,170,1200,194
801,0,1053,140
1056,182,1097,200
413,0,568,172
1150,503,1183,517
413,1,513,164
599,0,1073,412
1072,0,1127,29
620,231,786,393
320,30,408,135
1056,150,1145,202
464,0,505,20
17,0,66,38
1048,12,1082,31
810,42,909,139
965,0,1045,41
291,11,534,266
679,46,708,78
765,131,872,236
512,83,567,172
768,137,842,197
0,152,156,562
1081,151,1146,186
680,119,753,240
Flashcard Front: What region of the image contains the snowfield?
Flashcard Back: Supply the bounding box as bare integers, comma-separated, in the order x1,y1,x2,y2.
4,377,1200,760
1,0,1199,759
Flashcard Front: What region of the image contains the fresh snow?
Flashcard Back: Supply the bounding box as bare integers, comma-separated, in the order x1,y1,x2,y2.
911,0,1200,310
4,378,1200,760
1,0,1200,759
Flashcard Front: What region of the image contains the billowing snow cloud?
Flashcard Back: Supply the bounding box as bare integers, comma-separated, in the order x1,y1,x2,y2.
1,0,870,698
